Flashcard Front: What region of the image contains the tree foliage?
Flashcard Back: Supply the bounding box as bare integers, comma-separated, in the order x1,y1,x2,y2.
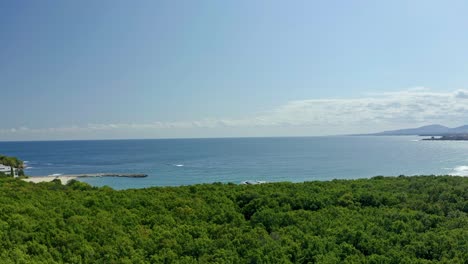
0,154,23,168
0,154,24,177
0,175,466,263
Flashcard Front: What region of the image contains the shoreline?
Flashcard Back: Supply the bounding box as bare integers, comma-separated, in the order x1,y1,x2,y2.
23,176,78,184
22,173,148,184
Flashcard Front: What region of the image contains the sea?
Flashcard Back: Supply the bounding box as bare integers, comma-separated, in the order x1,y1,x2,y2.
1,136,467,190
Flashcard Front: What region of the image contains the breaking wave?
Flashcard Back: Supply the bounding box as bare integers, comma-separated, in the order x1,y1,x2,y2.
449,166,468,176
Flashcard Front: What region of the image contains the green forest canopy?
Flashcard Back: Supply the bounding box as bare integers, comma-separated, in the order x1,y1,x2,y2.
0,175,466,263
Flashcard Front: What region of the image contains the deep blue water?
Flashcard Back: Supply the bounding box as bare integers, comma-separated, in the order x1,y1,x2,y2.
1,136,468,189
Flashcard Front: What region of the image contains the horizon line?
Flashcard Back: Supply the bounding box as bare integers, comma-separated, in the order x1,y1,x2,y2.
0,134,356,143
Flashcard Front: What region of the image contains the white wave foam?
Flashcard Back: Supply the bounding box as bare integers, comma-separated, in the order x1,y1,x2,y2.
49,173,63,176
174,164,184,167
449,166,468,176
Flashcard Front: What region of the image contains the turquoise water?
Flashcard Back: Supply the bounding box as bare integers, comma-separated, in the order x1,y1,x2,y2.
1,136,467,189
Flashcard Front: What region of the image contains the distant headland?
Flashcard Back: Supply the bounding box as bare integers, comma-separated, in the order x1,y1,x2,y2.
422,134,468,141
360,124,468,140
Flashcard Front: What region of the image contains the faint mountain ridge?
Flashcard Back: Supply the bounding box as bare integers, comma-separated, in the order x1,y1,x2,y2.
450,125,468,133
369,124,468,136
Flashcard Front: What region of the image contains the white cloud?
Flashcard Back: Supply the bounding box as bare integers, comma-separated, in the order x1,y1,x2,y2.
2,88,468,139
454,89,468,99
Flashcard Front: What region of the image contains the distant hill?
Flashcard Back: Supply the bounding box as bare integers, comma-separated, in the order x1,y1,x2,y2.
368,124,468,136
449,125,468,134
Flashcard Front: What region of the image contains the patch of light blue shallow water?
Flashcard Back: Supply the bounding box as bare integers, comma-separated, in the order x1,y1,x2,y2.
1,136,468,189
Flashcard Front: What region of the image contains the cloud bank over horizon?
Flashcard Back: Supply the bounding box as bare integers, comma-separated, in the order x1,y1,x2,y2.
2,88,468,140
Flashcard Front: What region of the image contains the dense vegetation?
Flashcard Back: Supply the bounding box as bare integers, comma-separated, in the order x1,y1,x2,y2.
0,176,467,263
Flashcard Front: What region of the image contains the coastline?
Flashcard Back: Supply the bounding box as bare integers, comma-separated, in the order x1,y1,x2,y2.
23,176,77,184
22,173,148,184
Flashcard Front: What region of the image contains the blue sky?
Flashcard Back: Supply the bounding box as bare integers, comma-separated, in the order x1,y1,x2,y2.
2,0,468,140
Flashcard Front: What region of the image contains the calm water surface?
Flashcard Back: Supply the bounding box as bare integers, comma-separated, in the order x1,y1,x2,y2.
1,136,467,189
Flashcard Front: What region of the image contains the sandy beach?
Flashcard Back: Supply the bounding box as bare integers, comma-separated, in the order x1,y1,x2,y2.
22,173,147,185
22,176,77,184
